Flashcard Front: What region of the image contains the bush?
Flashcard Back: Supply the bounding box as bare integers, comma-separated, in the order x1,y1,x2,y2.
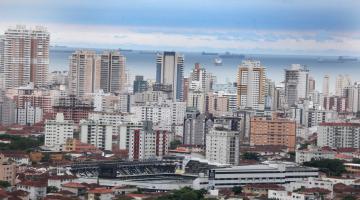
303,159,346,176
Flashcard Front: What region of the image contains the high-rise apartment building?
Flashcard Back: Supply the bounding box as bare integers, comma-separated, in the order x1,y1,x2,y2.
80,119,114,151
335,74,351,96
68,50,100,96
187,89,206,113
344,83,360,113
308,76,315,94
317,122,360,148
207,92,230,116
15,102,43,126
45,113,74,151
100,51,126,93
128,121,169,161
237,60,266,110
323,96,348,112
284,64,309,106
3,25,49,88
0,155,17,185
322,75,330,97
189,63,214,93
133,75,148,94
250,116,296,151
156,52,184,101
183,108,206,146
0,35,4,74
52,95,94,123
206,124,240,165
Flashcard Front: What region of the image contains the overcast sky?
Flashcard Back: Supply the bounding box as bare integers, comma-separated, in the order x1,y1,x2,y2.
0,0,359,55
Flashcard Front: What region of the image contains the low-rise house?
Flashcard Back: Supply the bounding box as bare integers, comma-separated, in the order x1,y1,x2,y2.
0,152,30,165
344,163,360,174
333,183,360,199
112,185,137,195
0,154,17,185
243,184,284,197
7,190,30,200
268,189,331,200
16,180,47,200
285,177,334,198
48,175,77,189
87,188,114,200
61,182,86,196
296,146,336,163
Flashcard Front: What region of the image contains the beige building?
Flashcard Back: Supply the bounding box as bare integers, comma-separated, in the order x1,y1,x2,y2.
3,25,49,89
68,50,100,96
187,89,206,113
250,116,296,151
207,92,229,116
0,154,17,185
100,51,127,93
237,60,266,110
322,75,330,97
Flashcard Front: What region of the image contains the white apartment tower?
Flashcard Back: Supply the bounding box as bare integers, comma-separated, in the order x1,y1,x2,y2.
237,60,266,110
0,35,4,74
156,52,184,101
335,74,351,96
128,121,169,161
15,102,43,126
322,75,330,97
317,122,360,148
45,113,74,151
3,25,49,89
80,119,113,151
206,126,240,165
284,64,309,106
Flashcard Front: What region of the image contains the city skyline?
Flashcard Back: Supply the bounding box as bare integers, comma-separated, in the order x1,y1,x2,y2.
0,0,359,55
0,2,360,199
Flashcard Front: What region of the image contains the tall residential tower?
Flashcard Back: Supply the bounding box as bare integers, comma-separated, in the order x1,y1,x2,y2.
156,52,184,101
100,51,126,93
3,25,49,89
237,60,266,110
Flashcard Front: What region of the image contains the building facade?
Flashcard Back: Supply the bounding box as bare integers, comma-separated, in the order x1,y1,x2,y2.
237,60,266,110
250,116,296,151
156,52,184,101
3,25,49,89
100,51,126,93
45,113,74,151
206,125,240,165
284,64,309,107
317,122,360,148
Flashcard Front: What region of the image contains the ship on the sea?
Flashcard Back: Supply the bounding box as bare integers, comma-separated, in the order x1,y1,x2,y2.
317,56,358,63
214,57,223,66
118,48,133,52
219,51,245,59
202,51,218,56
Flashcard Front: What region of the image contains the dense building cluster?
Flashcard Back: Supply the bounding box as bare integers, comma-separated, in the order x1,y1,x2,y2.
0,25,360,200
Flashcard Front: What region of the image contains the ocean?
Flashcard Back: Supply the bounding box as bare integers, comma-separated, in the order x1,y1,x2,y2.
50,47,360,91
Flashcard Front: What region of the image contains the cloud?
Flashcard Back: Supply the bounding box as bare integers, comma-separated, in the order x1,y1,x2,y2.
0,22,359,55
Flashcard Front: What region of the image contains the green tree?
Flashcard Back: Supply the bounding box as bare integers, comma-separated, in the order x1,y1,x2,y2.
0,134,43,151
342,195,356,200
47,186,59,193
0,181,11,188
303,159,346,176
155,187,205,200
170,140,182,149
288,151,296,161
232,186,243,195
352,158,360,164
242,152,260,161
